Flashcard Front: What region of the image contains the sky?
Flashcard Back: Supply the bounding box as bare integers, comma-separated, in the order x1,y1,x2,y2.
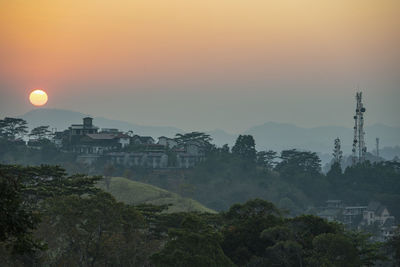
0,0,399,133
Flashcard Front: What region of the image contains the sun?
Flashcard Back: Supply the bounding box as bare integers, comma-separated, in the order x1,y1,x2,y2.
29,89,48,106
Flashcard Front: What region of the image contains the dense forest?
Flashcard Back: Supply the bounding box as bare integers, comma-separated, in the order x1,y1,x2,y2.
1,164,399,266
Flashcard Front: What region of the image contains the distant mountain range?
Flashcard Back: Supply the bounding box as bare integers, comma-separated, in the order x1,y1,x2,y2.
21,109,400,158
244,122,400,156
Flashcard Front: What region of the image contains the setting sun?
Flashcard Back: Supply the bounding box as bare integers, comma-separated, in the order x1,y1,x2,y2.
29,89,48,106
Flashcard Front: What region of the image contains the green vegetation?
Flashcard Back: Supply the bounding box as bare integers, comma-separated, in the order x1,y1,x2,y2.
98,176,215,213
0,164,398,266
1,119,400,266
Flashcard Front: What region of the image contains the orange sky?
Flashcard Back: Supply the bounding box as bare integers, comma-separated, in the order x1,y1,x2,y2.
0,0,399,131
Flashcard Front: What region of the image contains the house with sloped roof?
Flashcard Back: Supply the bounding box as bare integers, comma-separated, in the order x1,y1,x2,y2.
73,133,130,154
362,201,391,226
317,200,397,241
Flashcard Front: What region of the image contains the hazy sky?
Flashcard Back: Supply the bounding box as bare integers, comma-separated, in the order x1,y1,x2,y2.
1,0,399,133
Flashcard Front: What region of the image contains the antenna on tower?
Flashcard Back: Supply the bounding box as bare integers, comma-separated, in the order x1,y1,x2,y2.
352,91,367,165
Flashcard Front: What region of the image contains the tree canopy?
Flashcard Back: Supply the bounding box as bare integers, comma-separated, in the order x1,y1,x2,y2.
0,117,28,140
232,135,257,162
29,126,52,140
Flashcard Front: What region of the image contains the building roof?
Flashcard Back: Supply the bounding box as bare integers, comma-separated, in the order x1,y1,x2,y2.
69,124,99,130
344,206,367,210
87,133,117,140
367,201,387,215
85,133,129,140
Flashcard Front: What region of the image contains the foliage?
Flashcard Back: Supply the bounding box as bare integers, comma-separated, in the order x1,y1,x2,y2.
151,214,234,267
335,161,400,219
20,165,102,201
333,137,343,164
327,161,342,178
276,149,321,176
174,132,212,146
29,125,52,140
0,164,393,266
0,165,43,255
386,227,400,266
37,191,153,266
307,233,360,266
221,199,283,265
231,135,256,162
0,117,28,140
256,150,278,170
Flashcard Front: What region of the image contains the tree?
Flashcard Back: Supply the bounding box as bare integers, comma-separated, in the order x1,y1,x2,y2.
39,191,150,266
328,138,343,178
0,117,28,140
257,150,278,170
174,132,212,146
232,135,256,162
276,149,321,176
333,138,343,164
263,240,303,267
220,144,230,154
386,227,400,266
222,199,282,265
29,126,52,140
307,233,360,266
327,162,342,178
20,165,101,201
0,165,43,255
151,214,234,267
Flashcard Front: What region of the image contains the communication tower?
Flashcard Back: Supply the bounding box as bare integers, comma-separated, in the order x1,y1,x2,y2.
352,92,367,164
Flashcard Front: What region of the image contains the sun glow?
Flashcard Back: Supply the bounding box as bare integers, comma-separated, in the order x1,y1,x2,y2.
29,89,48,106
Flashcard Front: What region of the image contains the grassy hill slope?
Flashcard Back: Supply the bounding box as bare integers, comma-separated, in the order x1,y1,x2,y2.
98,177,215,213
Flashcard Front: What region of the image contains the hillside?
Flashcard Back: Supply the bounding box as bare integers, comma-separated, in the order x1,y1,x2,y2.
98,176,215,213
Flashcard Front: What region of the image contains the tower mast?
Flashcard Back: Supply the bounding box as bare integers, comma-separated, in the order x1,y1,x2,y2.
352,92,367,164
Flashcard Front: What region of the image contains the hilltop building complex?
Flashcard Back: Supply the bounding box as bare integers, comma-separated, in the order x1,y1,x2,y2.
53,117,206,169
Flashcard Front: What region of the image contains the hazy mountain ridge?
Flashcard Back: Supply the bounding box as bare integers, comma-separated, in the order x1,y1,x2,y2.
21,109,400,158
